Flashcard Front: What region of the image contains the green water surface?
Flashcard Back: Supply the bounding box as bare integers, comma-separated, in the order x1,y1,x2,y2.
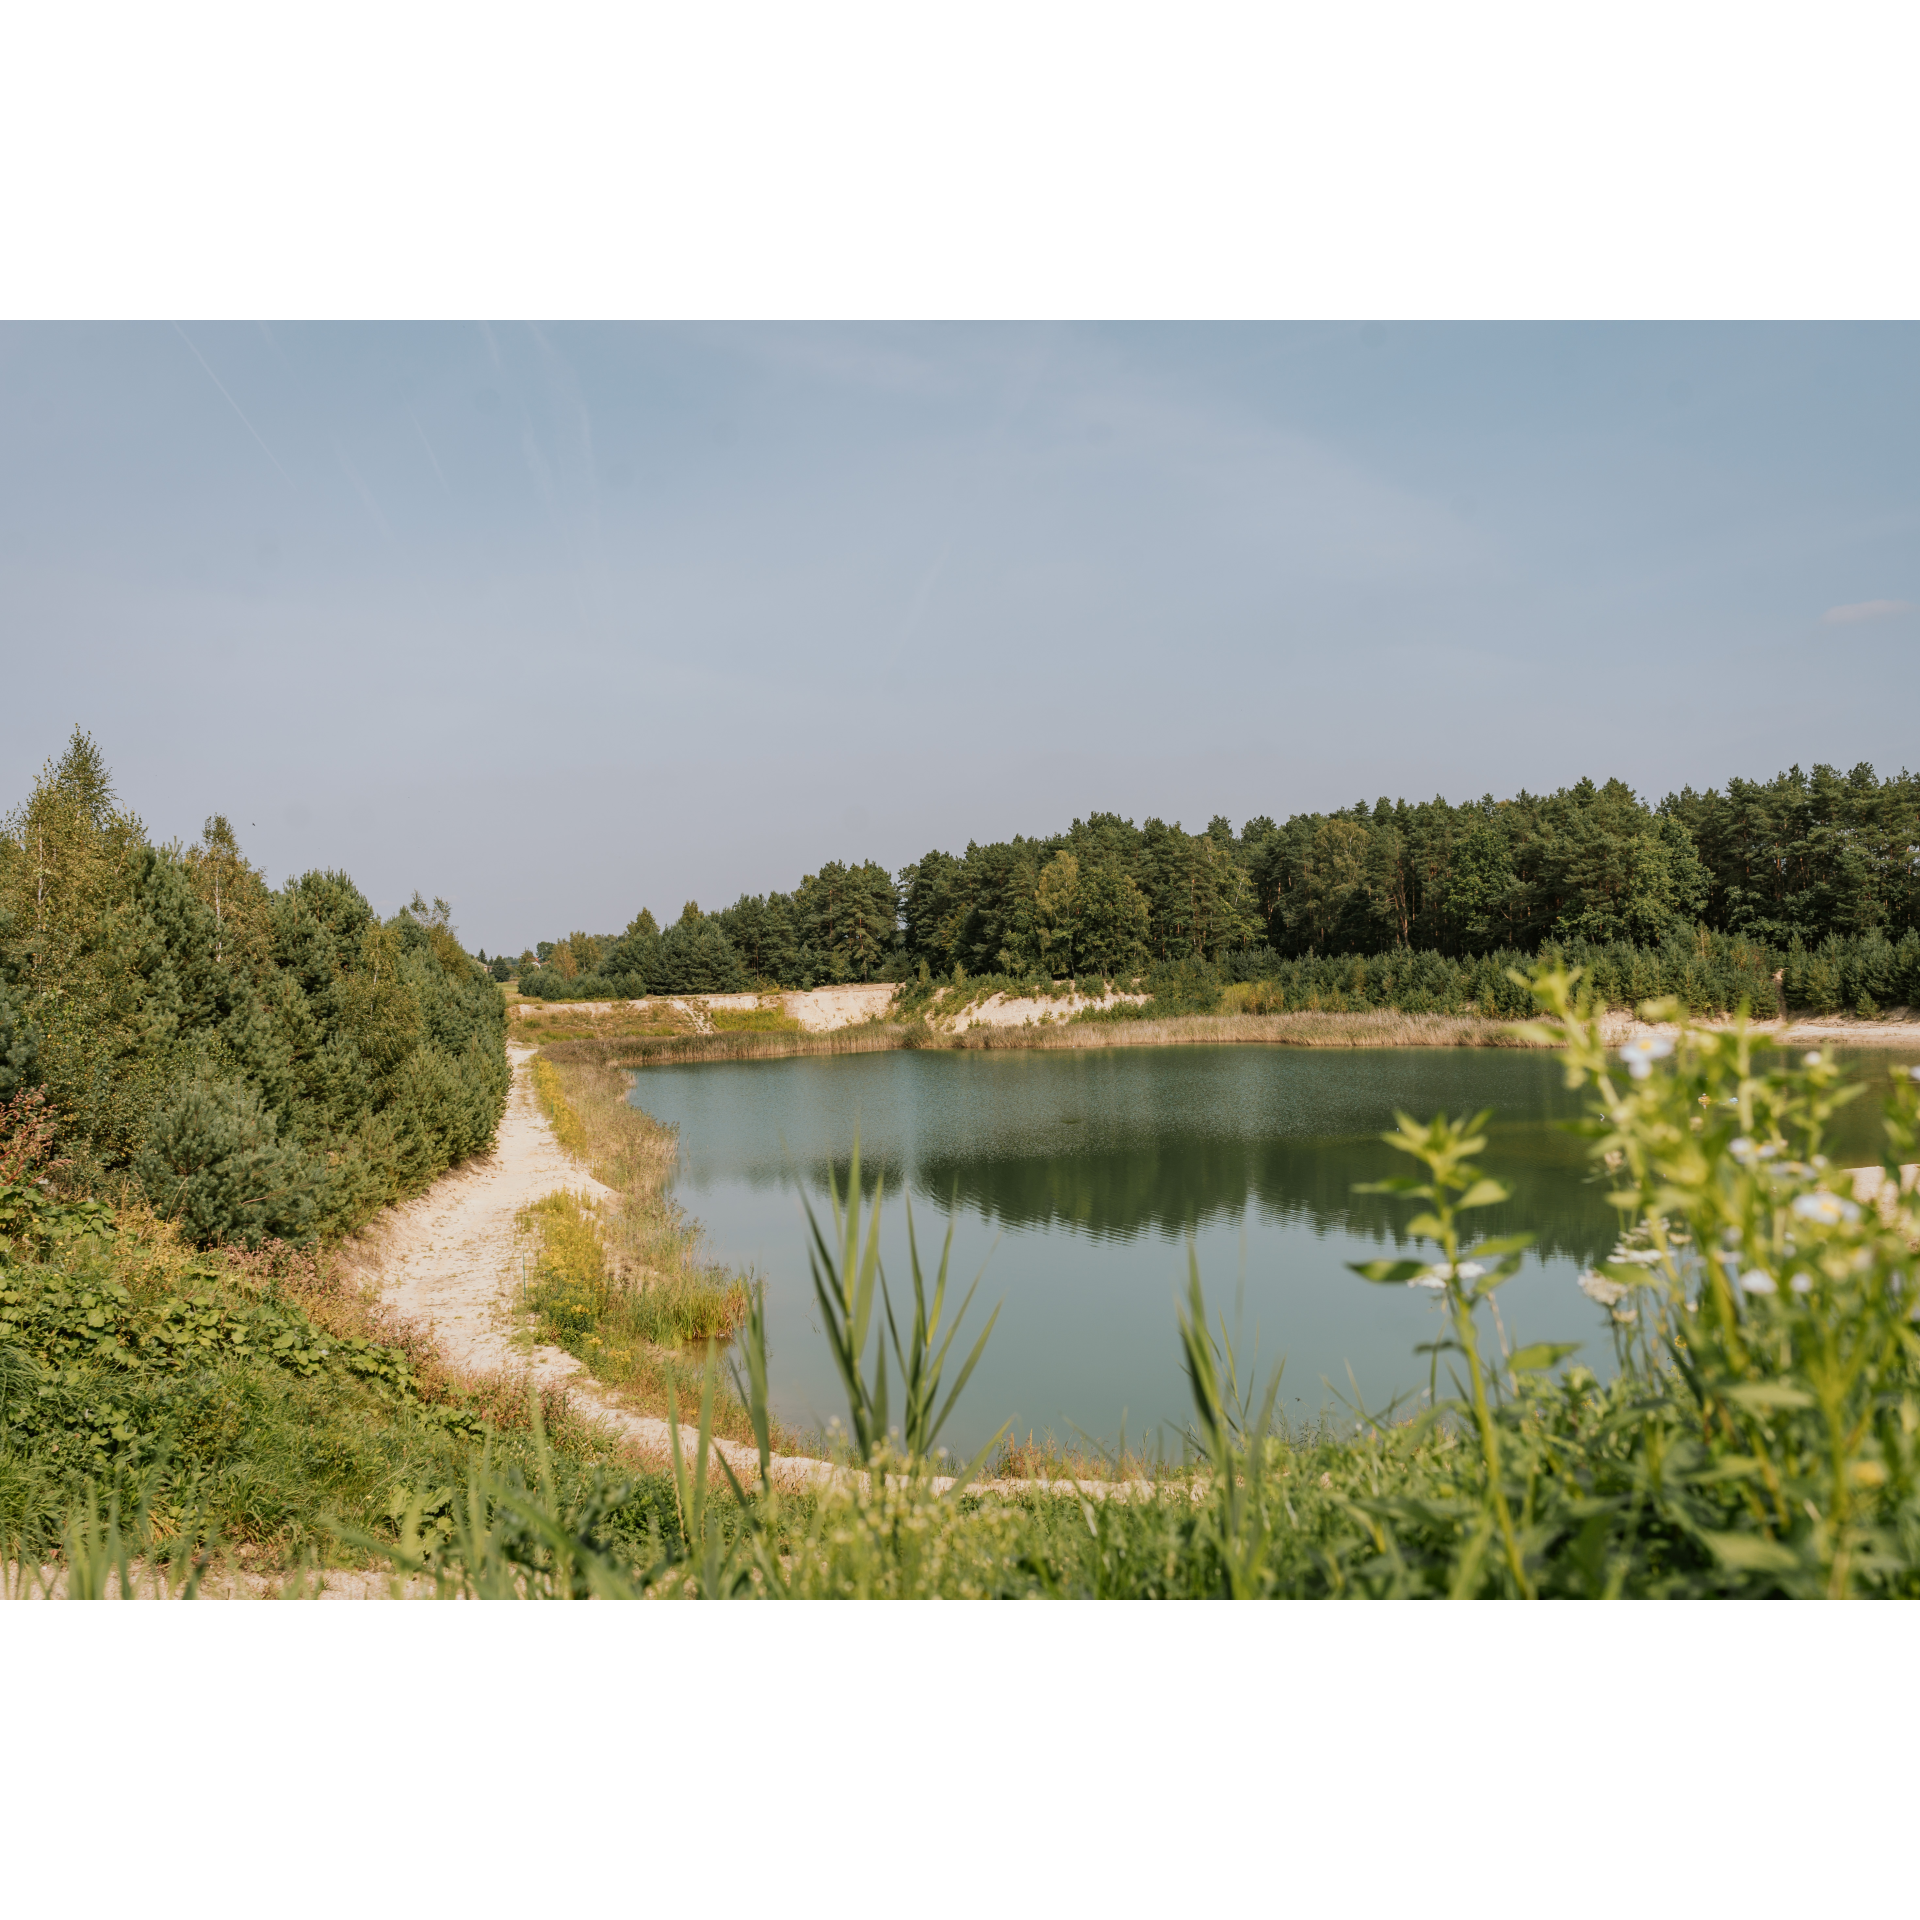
626,1044,1902,1457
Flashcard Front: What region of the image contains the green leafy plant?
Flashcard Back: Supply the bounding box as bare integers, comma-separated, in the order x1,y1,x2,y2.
1176,1254,1285,1596
804,1140,1006,1489
1349,1110,1544,1594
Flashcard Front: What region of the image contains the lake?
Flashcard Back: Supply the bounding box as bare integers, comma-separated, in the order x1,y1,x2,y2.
626,1043,1902,1458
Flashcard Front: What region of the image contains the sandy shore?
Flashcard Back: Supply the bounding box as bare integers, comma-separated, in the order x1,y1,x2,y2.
516,980,1920,1051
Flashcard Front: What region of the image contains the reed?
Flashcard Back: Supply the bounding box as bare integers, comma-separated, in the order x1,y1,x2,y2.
544,1008,1547,1074
547,1023,913,1071
974,1010,1545,1051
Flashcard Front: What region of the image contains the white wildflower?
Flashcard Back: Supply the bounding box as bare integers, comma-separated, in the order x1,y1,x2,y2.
1619,1036,1675,1081
1792,1192,1859,1227
1790,1273,1814,1295
1578,1270,1628,1307
1740,1269,1777,1295
1803,1050,1822,1066
1409,1259,1485,1291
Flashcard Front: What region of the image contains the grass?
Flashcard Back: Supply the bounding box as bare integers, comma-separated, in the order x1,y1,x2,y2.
988,1427,1192,1485
509,1000,697,1045
971,1009,1542,1049
546,1007,1545,1071
708,999,802,1034
520,1051,765,1446
0,1204,677,1584
546,1023,915,1071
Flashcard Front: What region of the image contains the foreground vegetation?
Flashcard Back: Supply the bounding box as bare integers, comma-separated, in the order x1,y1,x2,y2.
0,1181,673,1588
23,955,1919,1598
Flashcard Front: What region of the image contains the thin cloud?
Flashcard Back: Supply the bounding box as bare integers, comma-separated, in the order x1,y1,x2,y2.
1822,598,1913,625
171,323,293,485
331,436,393,542
407,406,449,490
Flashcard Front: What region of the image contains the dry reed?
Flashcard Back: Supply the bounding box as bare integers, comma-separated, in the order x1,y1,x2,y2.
970,1010,1546,1051
545,1008,1544,1072
546,1023,914,1071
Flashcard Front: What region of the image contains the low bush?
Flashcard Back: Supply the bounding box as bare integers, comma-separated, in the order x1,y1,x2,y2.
0,1191,667,1576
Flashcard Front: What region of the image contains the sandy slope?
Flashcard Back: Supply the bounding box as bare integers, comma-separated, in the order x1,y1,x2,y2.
1600,1008,1920,1050
944,987,1148,1032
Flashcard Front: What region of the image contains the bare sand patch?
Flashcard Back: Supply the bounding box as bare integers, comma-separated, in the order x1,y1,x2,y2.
780,983,896,1030
944,987,1147,1033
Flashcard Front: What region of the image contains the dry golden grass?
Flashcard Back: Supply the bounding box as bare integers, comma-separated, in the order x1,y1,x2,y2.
526,1050,780,1447
961,1009,1545,1051
509,1000,696,1046
708,1002,802,1034
541,1008,1543,1068
545,1023,913,1071
989,1428,1193,1486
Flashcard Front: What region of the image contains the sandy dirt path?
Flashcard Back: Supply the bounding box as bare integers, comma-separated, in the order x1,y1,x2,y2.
352,1044,836,1489
355,1043,614,1385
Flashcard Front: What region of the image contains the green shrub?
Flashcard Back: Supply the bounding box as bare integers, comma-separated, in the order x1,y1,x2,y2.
133,1076,324,1248
0,735,509,1244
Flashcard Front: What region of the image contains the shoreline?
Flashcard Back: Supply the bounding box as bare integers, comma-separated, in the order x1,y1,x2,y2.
537,1003,1920,1071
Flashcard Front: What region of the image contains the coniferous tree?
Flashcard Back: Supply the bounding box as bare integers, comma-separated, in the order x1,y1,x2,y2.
0,736,508,1242
0,909,40,1100
133,1073,322,1247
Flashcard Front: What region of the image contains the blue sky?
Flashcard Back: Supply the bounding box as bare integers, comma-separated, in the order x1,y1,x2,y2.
2,322,1914,956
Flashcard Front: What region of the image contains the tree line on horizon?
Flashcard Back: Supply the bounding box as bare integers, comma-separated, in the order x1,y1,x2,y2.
505,760,1920,1010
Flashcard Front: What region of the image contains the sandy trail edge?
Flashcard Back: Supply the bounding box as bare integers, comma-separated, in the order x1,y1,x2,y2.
345,1044,838,1493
